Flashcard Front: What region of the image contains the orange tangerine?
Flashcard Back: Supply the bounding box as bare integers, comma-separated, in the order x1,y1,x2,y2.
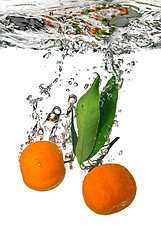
82,163,137,215
19,141,65,191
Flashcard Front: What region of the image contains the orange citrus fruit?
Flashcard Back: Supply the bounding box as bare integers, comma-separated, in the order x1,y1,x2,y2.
82,163,137,215
19,141,65,191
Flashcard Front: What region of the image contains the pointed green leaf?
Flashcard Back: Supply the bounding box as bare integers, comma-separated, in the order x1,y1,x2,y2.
76,75,100,164
88,76,118,159
71,108,78,155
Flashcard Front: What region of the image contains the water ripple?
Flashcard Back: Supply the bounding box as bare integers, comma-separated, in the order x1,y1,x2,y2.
0,0,161,52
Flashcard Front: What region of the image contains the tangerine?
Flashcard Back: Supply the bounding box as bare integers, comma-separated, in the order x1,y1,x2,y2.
19,141,65,191
82,163,137,215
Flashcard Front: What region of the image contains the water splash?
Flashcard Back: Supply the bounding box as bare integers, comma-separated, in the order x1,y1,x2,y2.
0,1,161,50
1,0,161,164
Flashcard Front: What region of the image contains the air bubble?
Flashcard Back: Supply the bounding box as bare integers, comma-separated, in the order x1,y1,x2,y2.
68,81,72,85
32,112,39,120
68,94,77,106
38,127,44,135
119,150,123,155
84,84,89,90
26,95,32,101
73,82,78,87
113,120,119,127
52,106,61,115
53,78,58,84
59,66,62,72
49,11,53,16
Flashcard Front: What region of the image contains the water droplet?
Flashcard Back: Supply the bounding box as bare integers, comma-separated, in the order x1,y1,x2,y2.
106,93,112,100
36,162,42,168
44,106,61,123
38,127,44,135
59,66,62,72
52,106,61,115
62,141,66,150
73,82,78,87
33,123,38,132
20,144,24,150
119,150,123,155
39,84,52,97
84,84,89,90
33,101,38,111
113,120,119,127
32,112,39,120
56,60,61,64
43,50,51,59
92,66,97,69
68,94,77,106
53,78,58,84
68,81,72,85
131,61,135,66
118,58,124,65
67,106,72,115
29,138,34,144
26,95,32,101
49,11,53,16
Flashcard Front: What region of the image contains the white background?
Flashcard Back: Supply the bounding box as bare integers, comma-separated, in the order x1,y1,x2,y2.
0,47,161,240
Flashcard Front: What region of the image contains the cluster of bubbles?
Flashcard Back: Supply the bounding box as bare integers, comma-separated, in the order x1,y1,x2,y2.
20,54,136,167
22,84,78,165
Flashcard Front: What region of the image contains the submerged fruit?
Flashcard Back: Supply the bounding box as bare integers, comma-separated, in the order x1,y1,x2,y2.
19,141,65,191
82,163,137,215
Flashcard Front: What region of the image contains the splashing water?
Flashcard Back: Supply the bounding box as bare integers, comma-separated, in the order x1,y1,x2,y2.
1,0,161,50
1,0,161,164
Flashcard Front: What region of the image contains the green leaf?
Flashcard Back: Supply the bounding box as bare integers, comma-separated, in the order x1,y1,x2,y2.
109,26,116,34
98,29,106,35
85,9,94,13
71,108,78,155
76,75,100,164
102,18,110,27
72,23,81,34
88,76,118,159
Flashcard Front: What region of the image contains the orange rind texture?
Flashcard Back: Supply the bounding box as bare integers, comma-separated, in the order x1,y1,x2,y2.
19,141,65,191
82,164,137,215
